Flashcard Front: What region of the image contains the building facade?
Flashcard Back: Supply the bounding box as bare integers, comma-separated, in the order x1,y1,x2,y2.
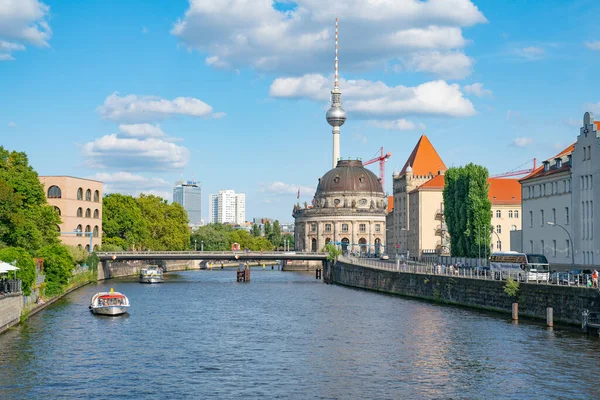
208,190,246,224
520,112,600,269
38,176,103,251
293,160,387,254
173,180,202,226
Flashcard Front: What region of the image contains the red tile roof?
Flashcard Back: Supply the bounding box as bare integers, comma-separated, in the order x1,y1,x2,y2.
410,175,521,204
387,195,394,213
520,143,575,182
400,135,446,176
418,174,445,190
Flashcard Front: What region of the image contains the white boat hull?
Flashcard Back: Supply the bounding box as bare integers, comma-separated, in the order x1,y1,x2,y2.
90,305,129,316
139,276,163,284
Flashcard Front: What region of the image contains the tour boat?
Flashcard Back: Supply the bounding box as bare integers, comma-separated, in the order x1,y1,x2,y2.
139,265,164,284
89,289,130,316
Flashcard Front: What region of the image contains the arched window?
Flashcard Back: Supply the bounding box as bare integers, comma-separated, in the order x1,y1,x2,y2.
54,206,61,216
511,225,517,231
93,209,99,219
85,189,91,201
85,244,90,252
85,208,91,218
325,238,331,244
93,244,99,251
76,224,83,236
94,190,99,202
77,207,83,217
47,185,62,198
93,226,99,238
311,238,317,252
358,238,367,254
85,225,91,233
56,225,61,232
341,238,350,252
77,188,83,200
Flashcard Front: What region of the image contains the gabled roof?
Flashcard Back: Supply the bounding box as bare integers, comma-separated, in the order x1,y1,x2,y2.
400,135,446,176
520,143,575,182
409,175,521,204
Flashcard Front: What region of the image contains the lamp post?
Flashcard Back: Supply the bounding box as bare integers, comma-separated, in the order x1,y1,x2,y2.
61,228,93,254
201,241,204,252
547,222,575,267
491,227,502,251
194,239,197,251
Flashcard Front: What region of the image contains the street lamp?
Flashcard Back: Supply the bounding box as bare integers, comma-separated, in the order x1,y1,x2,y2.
491,226,502,251
61,228,93,254
201,241,204,252
547,222,575,267
194,239,197,251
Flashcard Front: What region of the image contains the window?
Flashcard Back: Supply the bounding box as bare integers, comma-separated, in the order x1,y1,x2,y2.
85,225,91,233
591,176,594,189
541,184,545,196
311,223,317,232
54,206,61,216
77,188,83,200
584,146,587,160
342,223,348,233
563,180,567,192
529,240,534,253
565,207,569,224
508,210,513,218
552,240,557,257
76,224,83,237
496,241,502,251
85,189,91,201
93,226,99,238
541,240,545,255
47,185,62,198
511,225,517,231
496,225,502,234
543,162,549,172
589,145,592,159
375,224,381,232
529,211,533,228
359,223,366,233
77,207,83,217
552,208,556,224
94,209,99,219
556,159,562,168
496,210,501,218
566,240,570,257
325,223,332,232
94,190,100,202
514,210,519,219
85,208,91,218
540,210,545,226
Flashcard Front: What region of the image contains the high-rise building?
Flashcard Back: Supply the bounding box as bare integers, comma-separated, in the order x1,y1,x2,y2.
173,180,202,226
208,190,245,224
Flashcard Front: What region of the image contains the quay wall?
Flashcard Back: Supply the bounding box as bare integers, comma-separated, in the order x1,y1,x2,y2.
98,259,197,280
331,261,600,326
0,294,23,334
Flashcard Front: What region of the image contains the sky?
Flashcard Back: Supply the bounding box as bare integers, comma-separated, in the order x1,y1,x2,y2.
1,0,600,223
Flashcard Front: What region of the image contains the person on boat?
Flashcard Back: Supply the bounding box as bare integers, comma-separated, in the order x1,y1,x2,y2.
592,270,598,288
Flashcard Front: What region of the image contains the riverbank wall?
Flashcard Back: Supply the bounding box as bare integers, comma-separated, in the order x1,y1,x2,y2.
98,259,197,280
330,260,600,326
0,294,23,334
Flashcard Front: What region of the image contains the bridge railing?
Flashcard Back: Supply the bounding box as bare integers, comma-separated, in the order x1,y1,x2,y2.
96,251,327,256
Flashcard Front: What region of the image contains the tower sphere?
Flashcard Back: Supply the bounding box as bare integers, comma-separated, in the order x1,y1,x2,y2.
326,105,347,127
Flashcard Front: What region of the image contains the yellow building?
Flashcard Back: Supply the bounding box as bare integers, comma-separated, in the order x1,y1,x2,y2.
38,176,103,251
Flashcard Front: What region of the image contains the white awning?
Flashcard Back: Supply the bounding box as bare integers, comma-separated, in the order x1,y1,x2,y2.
0,261,19,273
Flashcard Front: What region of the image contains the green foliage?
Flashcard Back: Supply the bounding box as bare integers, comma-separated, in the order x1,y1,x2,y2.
263,220,272,238
323,243,341,261
0,147,61,253
282,233,294,250
67,245,88,265
102,193,147,250
270,220,282,249
85,252,99,272
443,163,492,257
136,194,189,251
504,277,520,298
251,223,261,237
191,224,233,251
100,238,126,251
0,247,36,296
38,244,74,296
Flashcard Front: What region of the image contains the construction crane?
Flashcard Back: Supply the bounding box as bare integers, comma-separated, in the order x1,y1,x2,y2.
364,147,392,190
491,158,537,178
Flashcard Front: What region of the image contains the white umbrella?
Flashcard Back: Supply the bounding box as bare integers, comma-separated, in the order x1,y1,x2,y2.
0,260,19,274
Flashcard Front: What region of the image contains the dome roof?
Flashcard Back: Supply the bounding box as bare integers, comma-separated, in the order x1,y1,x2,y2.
316,159,383,194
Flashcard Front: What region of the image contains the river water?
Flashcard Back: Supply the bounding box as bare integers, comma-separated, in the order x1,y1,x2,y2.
1,269,600,399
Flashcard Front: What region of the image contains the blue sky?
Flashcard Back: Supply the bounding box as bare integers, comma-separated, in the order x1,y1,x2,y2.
1,0,600,222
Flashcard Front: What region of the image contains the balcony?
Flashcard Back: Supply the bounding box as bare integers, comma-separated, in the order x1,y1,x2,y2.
435,223,447,236
435,209,444,220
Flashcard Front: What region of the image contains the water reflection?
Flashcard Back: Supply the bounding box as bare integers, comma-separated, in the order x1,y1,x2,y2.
1,269,600,399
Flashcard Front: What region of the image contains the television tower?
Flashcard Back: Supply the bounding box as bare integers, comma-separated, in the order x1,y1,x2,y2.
326,18,347,169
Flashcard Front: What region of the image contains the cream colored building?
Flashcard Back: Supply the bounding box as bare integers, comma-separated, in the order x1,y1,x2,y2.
293,160,386,254
39,176,103,250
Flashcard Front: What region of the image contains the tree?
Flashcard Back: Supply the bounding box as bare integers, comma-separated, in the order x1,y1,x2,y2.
282,233,294,250
251,223,261,237
38,244,74,296
0,147,60,253
323,243,342,261
443,163,492,257
0,247,36,296
190,224,232,251
263,220,272,239
136,194,189,251
270,220,282,249
67,245,88,265
102,193,146,249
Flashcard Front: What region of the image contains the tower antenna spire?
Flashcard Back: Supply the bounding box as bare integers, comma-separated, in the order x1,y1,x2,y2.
334,17,339,89
326,17,347,169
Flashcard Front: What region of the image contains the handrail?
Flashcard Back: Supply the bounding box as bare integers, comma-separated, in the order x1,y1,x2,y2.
96,251,327,256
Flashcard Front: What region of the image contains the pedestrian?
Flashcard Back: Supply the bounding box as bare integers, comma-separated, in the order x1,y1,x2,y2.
592,270,598,288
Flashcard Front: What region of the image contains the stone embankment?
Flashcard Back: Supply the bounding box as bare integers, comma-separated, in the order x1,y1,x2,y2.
329,260,600,326
98,259,198,280
0,294,23,333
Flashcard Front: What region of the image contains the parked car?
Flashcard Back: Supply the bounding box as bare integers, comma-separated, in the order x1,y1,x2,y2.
551,272,576,285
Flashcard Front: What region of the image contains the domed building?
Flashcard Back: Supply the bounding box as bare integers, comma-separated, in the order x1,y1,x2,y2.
293,159,387,254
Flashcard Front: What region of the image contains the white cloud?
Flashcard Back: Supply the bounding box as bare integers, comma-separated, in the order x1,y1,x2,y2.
118,123,166,138
511,137,533,147
517,46,545,60
401,51,473,80
464,82,492,98
97,92,218,122
369,119,425,131
82,134,190,171
585,41,600,51
7,121,16,127
212,111,226,119
260,181,315,196
352,133,368,144
270,75,476,118
172,0,486,77
0,0,52,60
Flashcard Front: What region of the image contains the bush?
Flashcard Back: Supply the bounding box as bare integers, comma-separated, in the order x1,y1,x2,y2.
37,245,74,297
67,245,88,265
0,247,36,296
504,277,520,298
